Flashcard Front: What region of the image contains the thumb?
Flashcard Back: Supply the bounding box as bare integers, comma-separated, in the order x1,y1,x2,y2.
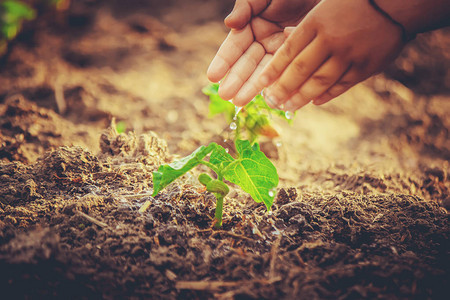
224,0,269,29
224,0,252,29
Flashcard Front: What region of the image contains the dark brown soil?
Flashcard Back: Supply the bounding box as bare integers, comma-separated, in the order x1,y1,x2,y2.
0,0,449,299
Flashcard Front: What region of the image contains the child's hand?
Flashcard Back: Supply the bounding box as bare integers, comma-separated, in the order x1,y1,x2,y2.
207,0,320,106
256,0,405,111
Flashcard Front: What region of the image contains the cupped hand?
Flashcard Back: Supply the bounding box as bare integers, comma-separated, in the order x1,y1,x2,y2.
256,0,406,111
207,0,320,106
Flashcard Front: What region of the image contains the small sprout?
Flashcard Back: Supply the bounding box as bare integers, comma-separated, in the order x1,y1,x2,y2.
152,140,278,228
116,120,127,134
203,83,295,143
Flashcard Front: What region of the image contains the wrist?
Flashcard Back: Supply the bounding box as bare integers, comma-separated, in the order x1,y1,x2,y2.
373,0,450,36
367,0,414,42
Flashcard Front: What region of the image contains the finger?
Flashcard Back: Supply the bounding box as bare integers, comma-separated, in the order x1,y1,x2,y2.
233,54,272,106
264,38,330,106
250,17,284,53
312,68,362,105
283,26,295,37
283,57,350,110
225,0,270,29
256,24,316,88
207,25,253,83
282,92,311,111
218,42,265,100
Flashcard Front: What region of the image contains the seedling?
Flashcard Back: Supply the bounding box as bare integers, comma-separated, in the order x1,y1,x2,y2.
202,83,294,143
0,0,69,55
0,0,35,54
152,140,278,228
116,120,127,134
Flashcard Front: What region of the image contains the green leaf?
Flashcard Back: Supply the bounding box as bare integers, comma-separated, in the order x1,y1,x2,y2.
223,140,278,210
1,1,36,23
152,143,217,196
1,23,19,40
115,121,126,134
202,83,235,122
209,143,234,169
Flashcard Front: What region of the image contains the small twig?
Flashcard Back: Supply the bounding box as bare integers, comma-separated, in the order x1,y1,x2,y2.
76,211,108,228
176,281,239,291
176,277,282,291
210,230,254,241
269,235,281,279
165,269,177,281
138,200,152,213
122,193,153,200
53,82,67,114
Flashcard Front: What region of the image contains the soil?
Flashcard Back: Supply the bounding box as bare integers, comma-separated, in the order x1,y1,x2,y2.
0,0,449,299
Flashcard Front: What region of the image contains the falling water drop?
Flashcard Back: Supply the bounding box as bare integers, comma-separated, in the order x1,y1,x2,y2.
229,122,237,130
285,110,294,120
225,148,229,153
276,141,282,147
234,106,243,118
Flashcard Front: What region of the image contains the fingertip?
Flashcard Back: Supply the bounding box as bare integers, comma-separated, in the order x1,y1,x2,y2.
312,97,331,105
207,56,229,83
218,78,237,101
224,1,251,29
206,67,220,83
283,26,295,37
263,90,282,109
284,98,311,112
233,91,254,107
231,98,249,107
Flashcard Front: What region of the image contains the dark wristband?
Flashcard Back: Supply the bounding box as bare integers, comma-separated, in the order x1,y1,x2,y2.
368,0,415,42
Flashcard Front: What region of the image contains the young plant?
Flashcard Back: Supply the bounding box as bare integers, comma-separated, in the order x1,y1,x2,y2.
202,83,294,143
0,0,69,55
0,0,36,54
152,140,278,228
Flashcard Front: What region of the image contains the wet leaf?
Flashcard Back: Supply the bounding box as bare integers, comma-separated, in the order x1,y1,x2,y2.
223,140,278,210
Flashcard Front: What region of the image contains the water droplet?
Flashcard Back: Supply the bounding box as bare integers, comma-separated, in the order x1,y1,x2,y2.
268,188,276,197
234,106,243,116
225,148,229,153
229,122,237,130
223,139,228,143
285,110,294,120
268,210,273,216
276,141,282,147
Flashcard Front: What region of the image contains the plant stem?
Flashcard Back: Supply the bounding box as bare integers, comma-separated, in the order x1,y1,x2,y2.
199,161,220,175
214,194,224,229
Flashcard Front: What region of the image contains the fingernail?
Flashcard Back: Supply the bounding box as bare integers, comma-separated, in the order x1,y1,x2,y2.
265,94,279,108
312,99,323,105
283,101,295,111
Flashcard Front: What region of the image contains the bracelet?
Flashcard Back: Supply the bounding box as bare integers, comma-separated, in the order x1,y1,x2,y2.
368,0,415,42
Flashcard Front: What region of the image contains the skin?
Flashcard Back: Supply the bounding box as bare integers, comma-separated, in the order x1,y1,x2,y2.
258,0,406,110
207,0,320,106
209,0,450,111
